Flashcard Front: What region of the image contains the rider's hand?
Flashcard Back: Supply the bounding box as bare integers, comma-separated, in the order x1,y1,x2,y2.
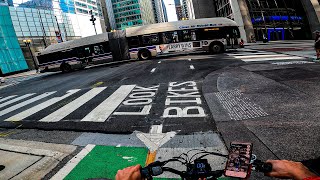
116,165,142,180
265,160,317,180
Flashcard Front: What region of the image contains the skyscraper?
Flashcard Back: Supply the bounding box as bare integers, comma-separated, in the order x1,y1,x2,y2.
103,0,156,30
0,0,104,74
174,0,183,20
213,0,320,42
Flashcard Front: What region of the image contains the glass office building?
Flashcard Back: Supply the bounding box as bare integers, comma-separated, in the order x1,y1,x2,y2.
214,0,320,42
0,6,28,75
0,0,103,74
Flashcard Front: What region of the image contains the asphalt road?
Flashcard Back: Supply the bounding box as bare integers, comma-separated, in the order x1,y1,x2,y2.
1,48,320,178
0,53,242,134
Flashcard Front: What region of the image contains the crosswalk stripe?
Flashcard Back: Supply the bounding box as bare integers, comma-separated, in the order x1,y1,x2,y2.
81,85,135,122
0,92,56,117
0,93,35,109
243,56,305,62
227,52,276,56
39,87,107,122
233,54,290,59
5,89,81,122
0,95,18,103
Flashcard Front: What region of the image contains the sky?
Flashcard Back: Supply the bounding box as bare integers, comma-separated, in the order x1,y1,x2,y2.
164,0,178,22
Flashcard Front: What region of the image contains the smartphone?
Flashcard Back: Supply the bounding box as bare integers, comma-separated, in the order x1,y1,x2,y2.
224,142,253,179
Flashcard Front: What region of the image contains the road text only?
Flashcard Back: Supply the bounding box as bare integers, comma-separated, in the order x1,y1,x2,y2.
114,85,159,116
163,81,206,118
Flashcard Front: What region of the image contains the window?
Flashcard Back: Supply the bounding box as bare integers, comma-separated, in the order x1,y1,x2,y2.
142,34,159,45
128,36,140,48
161,31,179,44
94,45,100,54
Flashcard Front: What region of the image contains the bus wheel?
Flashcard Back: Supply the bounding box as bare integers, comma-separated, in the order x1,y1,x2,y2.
210,43,223,54
138,49,151,60
61,63,71,73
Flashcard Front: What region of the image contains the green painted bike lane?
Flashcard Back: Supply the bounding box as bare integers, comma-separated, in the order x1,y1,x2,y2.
63,145,235,180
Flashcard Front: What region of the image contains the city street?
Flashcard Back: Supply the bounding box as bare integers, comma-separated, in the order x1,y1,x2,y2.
0,44,320,179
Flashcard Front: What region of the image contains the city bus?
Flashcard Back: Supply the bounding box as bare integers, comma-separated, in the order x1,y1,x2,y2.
37,32,128,73
125,17,241,60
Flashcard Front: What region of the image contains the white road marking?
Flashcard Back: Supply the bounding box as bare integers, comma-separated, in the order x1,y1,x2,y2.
190,65,195,70
227,52,275,56
5,89,80,122
50,144,95,180
158,61,161,64
0,95,17,103
81,85,135,122
40,87,106,122
233,54,290,59
0,92,56,117
136,124,176,151
188,59,192,61
0,93,35,109
243,56,305,62
151,68,156,73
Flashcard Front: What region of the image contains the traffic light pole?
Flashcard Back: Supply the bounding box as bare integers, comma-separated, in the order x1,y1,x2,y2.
89,10,97,35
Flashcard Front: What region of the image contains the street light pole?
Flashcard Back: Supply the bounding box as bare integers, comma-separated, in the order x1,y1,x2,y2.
23,39,39,72
89,10,97,35
55,15,64,42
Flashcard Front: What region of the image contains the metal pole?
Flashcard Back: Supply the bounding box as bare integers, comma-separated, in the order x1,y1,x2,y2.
93,22,97,35
55,15,63,42
26,43,38,70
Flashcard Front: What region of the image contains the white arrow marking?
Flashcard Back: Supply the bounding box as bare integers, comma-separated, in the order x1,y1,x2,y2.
136,124,177,151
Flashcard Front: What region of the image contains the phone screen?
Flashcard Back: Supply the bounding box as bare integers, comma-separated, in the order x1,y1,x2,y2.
224,142,253,178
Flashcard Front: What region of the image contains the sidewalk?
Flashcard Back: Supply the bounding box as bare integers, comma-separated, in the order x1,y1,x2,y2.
0,70,57,89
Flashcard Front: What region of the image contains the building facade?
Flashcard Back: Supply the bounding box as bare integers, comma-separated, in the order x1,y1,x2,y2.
174,0,183,20
102,0,156,30
0,0,103,74
180,0,215,20
214,0,320,42
152,0,168,23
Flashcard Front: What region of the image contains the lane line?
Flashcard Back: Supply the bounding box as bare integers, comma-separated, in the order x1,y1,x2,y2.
158,61,161,64
0,92,56,117
190,65,195,70
0,93,35,109
0,95,18,103
227,52,276,56
233,54,291,59
50,144,95,180
188,59,192,61
242,56,305,62
150,68,156,73
81,85,135,122
5,89,80,122
40,87,106,122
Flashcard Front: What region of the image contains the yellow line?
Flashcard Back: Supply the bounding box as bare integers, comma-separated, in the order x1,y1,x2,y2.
92,82,104,88
145,151,157,166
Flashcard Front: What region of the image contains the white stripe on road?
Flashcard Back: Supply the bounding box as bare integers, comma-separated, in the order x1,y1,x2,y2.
0,95,18,103
227,52,276,56
190,65,195,70
0,92,56,117
188,59,192,61
81,85,135,122
0,93,35,109
233,54,290,59
50,144,95,180
158,61,161,64
151,68,156,73
5,89,80,122
243,56,305,62
40,87,106,122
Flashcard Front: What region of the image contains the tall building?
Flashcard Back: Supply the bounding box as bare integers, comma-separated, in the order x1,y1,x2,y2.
213,0,320,42
152,0,168,23
103,0,156,30
174,0,183,20
180,0,215,20
0,0,104,75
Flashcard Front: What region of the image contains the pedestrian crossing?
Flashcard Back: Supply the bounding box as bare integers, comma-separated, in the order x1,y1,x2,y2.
0,84,165,124
226,49,306,62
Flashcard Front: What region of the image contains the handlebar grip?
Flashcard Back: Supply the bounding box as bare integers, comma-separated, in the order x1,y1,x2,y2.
140,167,151,179
262,163,273,173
